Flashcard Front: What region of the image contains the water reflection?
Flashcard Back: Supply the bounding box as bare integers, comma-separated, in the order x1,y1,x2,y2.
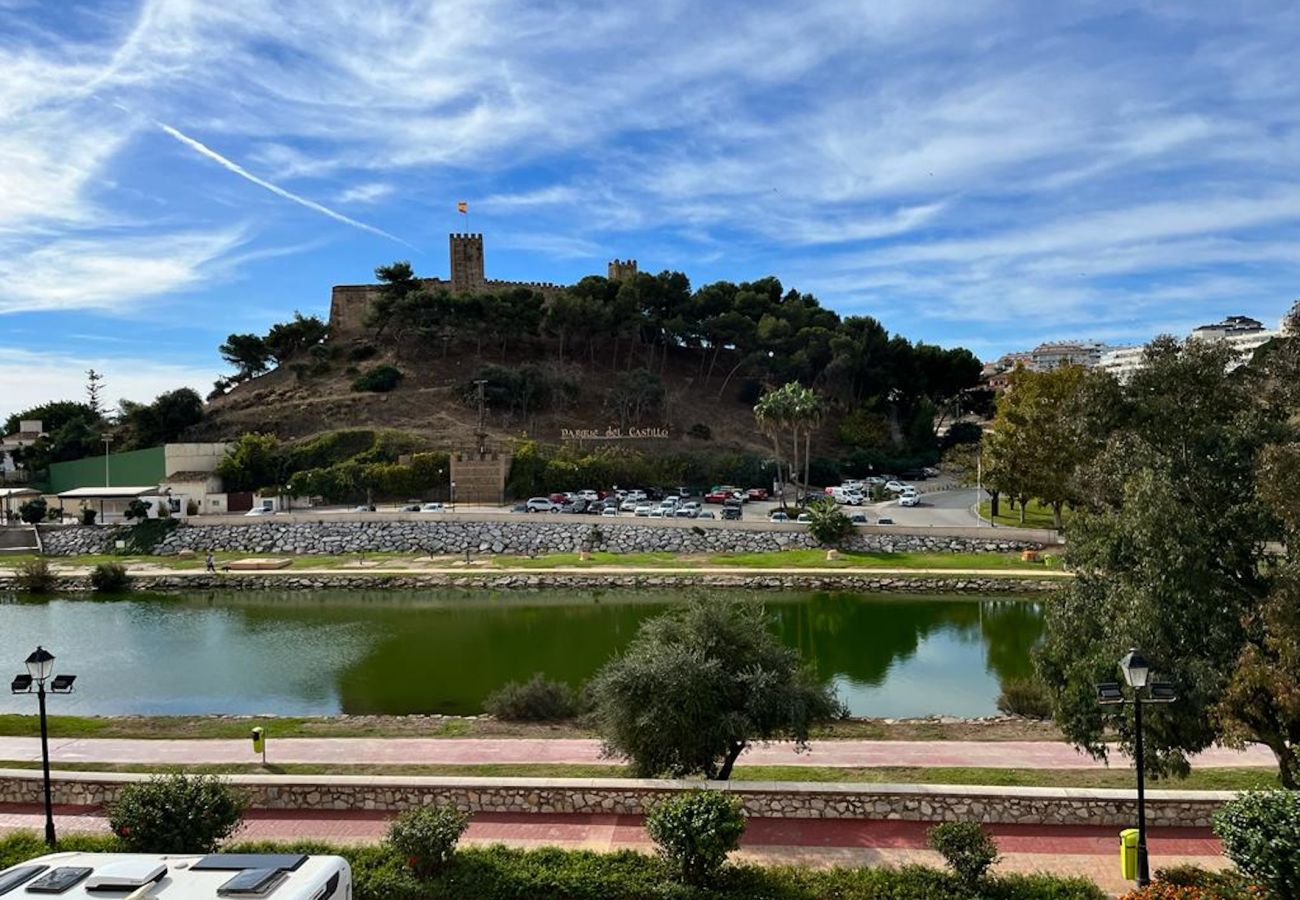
0,590,1042,718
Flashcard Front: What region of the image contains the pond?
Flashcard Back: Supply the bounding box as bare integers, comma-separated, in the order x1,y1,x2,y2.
0,589,1044,718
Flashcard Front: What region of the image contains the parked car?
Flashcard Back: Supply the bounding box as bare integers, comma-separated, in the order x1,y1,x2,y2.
746,487,769,501
577,489,599,502
899,493,921,507
420,502,444,512
661,495,681,507
922,466,940,478
695,510,716,520
883,480,908,493
400,504,421,512
676,486,694,498
601,507,618,517
769,510,789,522
634,504,653,516
648,507,667,518
526,497,557,512
673,506,697,518
796,512,812,523
548,492,567,504
865,476,886,486
623,490,647,503
877,516,894,525
620,499,640,512
560,500,586,514
704,490,733,503
849,512,869,524
243,507,273,517
353,504,376,512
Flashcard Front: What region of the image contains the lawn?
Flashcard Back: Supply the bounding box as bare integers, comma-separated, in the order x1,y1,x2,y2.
0,758,1273,790
978,499,1071,529
493,548,1064,571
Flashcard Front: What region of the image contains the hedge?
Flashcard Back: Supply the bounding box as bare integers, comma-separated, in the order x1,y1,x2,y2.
0,833,1106,900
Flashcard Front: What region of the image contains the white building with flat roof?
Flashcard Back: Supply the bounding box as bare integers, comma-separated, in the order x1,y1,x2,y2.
1097,345,1145,383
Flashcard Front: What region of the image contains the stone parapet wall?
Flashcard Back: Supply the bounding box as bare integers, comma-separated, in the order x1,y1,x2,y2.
0,571,1062,593
39,521,1042,558
0,770,1228,829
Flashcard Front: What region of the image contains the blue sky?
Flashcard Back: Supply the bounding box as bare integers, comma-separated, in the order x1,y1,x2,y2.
3,0,1300,421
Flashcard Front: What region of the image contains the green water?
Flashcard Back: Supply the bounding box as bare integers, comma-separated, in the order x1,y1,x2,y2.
0,590,1043,718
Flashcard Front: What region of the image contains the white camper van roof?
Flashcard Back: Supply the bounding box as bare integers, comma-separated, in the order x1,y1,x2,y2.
0,852,350,900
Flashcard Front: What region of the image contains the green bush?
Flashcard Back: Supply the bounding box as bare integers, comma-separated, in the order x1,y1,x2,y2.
806,497,854,546
1213,789,1300,900
107,774,246,853
645,790,745,885
14,558,56,593
18,498,46,524
687,423,712,440
89,562,131,593
118,517,178,554
348,344,378,362
352,364,404,393
484,673,579,721
996,678,1053,719
385,804,469,878
927,821,1000,886
1145,865,1257,898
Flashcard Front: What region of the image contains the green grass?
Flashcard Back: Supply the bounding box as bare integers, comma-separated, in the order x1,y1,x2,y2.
491,549,1065,572
978,499,1071,530
0,758,1273,790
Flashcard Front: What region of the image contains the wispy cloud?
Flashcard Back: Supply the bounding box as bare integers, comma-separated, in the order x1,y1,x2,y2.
334,182,395,205
156,122,412,246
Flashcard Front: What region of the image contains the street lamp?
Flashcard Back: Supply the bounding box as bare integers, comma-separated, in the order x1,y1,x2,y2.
101,434,112,487
1097,647,1176,888
11,647,77,846
450,480,456,511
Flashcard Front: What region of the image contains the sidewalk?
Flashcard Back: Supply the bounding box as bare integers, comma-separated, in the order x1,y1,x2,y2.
0,736,1275,769
0,803,1226,897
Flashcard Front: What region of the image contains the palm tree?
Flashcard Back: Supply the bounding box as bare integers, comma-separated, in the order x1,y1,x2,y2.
791,387,827,505
753,387,794,508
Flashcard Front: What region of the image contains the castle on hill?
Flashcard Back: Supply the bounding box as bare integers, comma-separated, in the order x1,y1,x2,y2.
329,233,638,337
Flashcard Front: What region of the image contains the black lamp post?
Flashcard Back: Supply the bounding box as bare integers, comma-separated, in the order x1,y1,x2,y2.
1097,648,1176,888
10,646,77,846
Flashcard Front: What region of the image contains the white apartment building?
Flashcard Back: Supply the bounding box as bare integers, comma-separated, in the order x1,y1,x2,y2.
1029,340,1107,371
1097,346,1145,383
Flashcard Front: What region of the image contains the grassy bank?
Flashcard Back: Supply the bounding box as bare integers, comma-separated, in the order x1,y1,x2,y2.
0,713,1062,742
0,759,1274,790
978,500,1069,530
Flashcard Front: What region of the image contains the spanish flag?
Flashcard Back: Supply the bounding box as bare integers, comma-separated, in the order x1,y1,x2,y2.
456,201,468,214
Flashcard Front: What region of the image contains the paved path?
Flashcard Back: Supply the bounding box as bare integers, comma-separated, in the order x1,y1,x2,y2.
9,564,1073,577
0,736,1274,769
0,803,1226,897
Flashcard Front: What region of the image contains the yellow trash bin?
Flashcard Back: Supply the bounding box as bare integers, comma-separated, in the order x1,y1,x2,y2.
251,726,266,762
1120,828,1140,881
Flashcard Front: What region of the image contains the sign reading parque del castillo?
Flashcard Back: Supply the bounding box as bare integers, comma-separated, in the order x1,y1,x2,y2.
560,426,671,441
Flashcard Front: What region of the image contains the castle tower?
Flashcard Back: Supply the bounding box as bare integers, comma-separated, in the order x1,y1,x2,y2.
450,233,486,293
608,258,638,281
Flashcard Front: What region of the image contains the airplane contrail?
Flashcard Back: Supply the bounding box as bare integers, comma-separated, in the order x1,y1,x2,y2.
156,121,414,248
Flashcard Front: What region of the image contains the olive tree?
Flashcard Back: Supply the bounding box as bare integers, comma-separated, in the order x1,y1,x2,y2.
588,599,842,780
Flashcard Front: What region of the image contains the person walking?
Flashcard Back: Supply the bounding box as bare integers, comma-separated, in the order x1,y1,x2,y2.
205,552,216,573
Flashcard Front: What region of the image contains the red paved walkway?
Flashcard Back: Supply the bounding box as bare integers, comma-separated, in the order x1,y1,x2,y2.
0,736,1274,769
0,804,1225,897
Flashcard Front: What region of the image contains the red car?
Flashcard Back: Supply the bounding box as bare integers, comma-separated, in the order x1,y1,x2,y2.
549,493,567,504
746,488,769,501
704,490,733,504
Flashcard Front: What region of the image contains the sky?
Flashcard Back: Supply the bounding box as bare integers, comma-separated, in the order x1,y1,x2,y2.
3,0,1300,422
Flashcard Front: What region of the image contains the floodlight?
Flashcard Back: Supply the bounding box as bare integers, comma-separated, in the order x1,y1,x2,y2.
10,674,32,694
50,674,77,693
1096,682,1125,704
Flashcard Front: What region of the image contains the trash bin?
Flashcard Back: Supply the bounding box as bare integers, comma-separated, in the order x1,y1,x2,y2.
1120,828,1139,881
251,727,265,760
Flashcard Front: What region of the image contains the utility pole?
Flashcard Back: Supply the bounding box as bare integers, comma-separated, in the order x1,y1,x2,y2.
101,434,113,487
474,378,488,456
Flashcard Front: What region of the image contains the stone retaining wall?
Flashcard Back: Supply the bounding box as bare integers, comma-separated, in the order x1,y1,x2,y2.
0,770,1228,828
0,572,1063,593
40,521,1040,558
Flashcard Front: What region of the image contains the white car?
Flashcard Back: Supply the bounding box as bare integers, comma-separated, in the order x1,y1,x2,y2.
419,502,443,512
661,495,680,507
648,507,667,518
623,490,647,503
601,507,618,517
899,493,921,507
525,497,557,512
577,489,599,502
243,507,273,517
620,499,640,512
634,504,653,516
884,480,908,493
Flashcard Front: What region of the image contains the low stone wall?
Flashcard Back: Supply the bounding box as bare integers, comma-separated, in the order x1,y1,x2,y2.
40,520,1042,558
0,572,1063,593
0,770,1228,828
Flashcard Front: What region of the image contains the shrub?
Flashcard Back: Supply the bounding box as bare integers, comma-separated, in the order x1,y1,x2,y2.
645,790,745,885
996,677,1053,718
484,673,579,721
124,498,150,522
108,774,246,853
186,499,200,516
1213,789,1300,900
927,821,1000,886
15,558,56,593
118,518,178,554
348,343,378,362
352,365,403,393
18,498,46,524
687,423,712,440
90,562,131,593
385,804,469,878
80,507,97,525
806,497,854,546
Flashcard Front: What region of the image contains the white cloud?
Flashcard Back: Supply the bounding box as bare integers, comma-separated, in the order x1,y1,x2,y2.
0,346,219,423
334,182,394,205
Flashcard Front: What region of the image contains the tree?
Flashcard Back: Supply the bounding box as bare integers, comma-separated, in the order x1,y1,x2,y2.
609,368,664,429
264,313,328,364
85,369,105,417
219,333,270,379
1035,337,1288,781
806,497,853,546
5,401,103,479
588,599,842,780
753,387,794,507
118,388,204,450
216,433,284,493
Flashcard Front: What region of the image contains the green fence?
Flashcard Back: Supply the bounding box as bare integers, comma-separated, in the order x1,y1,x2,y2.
47,446,166,494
